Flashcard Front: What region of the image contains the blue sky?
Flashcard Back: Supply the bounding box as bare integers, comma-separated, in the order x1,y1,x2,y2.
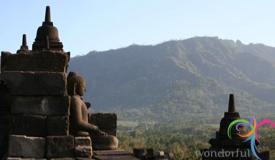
0,0,274,57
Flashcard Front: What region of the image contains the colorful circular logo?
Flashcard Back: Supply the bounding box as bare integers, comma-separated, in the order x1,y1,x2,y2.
227,116,275,160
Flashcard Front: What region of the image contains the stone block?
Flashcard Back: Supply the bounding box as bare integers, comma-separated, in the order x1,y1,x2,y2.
47,116,69,136
0,133,8,145
8,135,45,158
1,51,69,72
89,113,117,136
74,137,91,146
1,72,67,96
6,158,21,160
49,158,75,160
11,96,70,116
75,158,92,160
0,106,10,115
0,127,9,159
46,136,74,158
0,124,9,143
0,115,10,127
10,115,46,137
6,158,47,160
0,79,12,115
75,146,93,158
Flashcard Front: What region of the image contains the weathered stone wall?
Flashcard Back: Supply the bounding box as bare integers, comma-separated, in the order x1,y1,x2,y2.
8,135,93,159
1,50,73,159
1,47,94,159
1,51,69,72
1,71,67,96
0,78,11,158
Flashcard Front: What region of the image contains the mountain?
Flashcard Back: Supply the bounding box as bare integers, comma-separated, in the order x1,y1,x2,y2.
69,37,275,123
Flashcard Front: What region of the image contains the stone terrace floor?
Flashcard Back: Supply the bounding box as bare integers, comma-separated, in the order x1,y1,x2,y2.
93,150,139,160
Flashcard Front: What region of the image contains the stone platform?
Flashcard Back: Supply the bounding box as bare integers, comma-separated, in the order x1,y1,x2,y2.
5,150,139,160
93,150,139,160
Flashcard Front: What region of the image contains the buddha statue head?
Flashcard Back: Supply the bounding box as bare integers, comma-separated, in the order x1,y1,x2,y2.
67,72,86,96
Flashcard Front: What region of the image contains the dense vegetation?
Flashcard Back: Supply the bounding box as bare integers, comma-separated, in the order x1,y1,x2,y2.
117,123,275,160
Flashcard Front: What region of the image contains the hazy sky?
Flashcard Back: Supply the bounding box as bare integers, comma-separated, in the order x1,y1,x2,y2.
0,0,274,57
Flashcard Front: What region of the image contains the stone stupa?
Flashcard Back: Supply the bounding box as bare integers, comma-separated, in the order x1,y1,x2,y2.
202,94,269,160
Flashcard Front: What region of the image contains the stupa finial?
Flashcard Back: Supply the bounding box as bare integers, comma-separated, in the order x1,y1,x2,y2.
45,6,51,23
17,34,29,53
228,94,235,113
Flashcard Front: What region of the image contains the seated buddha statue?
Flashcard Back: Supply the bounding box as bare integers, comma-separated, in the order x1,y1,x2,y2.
67,72,118,150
